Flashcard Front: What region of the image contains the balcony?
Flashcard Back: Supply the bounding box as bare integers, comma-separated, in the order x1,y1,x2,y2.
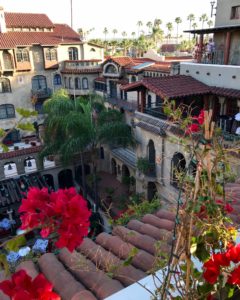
31,88,52,100
137,158,156,178
62,60,101,71
200,50,224,65
105,96,137,112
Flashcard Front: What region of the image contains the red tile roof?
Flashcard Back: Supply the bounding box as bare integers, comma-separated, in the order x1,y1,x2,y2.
5,12,54,28
61,68,101,74
121,75,210,99
94,77,106,82
0,145,42,159
144,62,171,72
0,208,175,300
0,24,81,49
210,87,240,99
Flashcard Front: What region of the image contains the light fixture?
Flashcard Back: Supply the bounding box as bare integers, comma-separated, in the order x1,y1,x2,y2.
8,164,12,171
27,160,32,167
210,1,216,18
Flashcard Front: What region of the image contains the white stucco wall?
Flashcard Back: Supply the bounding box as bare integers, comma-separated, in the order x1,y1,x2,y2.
180,62,240,90
215,0,240,27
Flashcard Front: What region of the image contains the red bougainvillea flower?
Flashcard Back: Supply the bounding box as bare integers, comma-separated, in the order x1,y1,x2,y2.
0,270,60,300
192,110,204,125
203,259,220,284
185,123,200,135
227,265,240,285
224,203,234,214
19,187,91,252
226,243,240,263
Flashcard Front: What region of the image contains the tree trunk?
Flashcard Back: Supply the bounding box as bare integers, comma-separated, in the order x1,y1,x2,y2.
80,152,87,199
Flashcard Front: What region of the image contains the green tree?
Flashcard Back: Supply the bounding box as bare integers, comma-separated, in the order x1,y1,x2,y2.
192,22,198,30
207,19,213,28
137,20,143,37
175,17,182,44
112,28,118,39
166,22,173,43
200,13,208,28
146,21,153,34
103,27,108,41
41,90,134,207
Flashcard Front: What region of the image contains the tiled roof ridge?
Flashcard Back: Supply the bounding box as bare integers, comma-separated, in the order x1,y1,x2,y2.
5,12,54,28
0,145,42,159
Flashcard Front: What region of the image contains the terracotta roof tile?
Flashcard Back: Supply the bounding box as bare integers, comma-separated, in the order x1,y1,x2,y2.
0,24,81,49
210,86,240,99
94,77,106,82
61,68,101,74
5,12,54,28
121,75,211,99
0,209,174,299
104,56,134,67
0,145,42,159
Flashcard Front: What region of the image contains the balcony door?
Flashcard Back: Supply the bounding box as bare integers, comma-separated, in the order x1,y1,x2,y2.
109,80,117,98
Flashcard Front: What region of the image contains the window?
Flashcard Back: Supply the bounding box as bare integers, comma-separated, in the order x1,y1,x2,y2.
75,77,81,89
69,77,73,89
53,74,61,85
68,47,78,60
0,78,11,93
90,48,96,52
0,104,15,119
32,75,47,90
148,95,152,108
105,64,117,74
64,77,68,88
231,6,240,19
94,81,106,92
45,48,57,61
131,76,137,82
82,78,89,89
171,152,186,188
16,48,30,62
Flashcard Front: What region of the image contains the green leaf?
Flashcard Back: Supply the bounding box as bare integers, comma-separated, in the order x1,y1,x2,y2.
5,235,26,252
195,243,210,262
228,287,234,298
0,128,5,138
17,123,35,132
190,242,197,254
0,254,9,275
16,108,38,118
197,282,213,294
0,143,9,153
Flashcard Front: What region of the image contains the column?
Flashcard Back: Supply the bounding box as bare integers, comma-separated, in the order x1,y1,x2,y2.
224,31,231,65
197,34,204,63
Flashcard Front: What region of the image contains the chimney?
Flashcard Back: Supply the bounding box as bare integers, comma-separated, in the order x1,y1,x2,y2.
0,7,7,33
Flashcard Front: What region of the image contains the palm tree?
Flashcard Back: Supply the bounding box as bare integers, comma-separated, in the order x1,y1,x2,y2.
154,18,162,28
131,32,136,39
200,13,208,29
192,23,198,30
137,20,143,37
207,19,213,28
175,17,182,44
103,27,108,41
187,14,195,40
122,31,127,38
146,21,153,34
166,22,173,43
41,91,134,207
112,28,118,39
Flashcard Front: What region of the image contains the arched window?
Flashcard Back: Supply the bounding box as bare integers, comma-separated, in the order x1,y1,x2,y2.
105,64,117,74
0,104,15,119
53,74,61,85
75,77,81,89
148,139,155,164
90,48,96,52
4,162,18,178
82,77,89,89
0,78,11,93
68,47,78,60
69,77,73,89
32,75,47,91
131,76,137,82
171,152,186,188
16,48,30,62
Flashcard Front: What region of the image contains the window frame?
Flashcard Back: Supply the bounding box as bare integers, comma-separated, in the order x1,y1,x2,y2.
0,104,15,119
231,6,240,19
16,48,30,62
0,78,11,93
68,47,79,60
82,77,89,90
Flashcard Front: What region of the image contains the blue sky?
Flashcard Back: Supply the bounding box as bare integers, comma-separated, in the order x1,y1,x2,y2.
0,0,215,38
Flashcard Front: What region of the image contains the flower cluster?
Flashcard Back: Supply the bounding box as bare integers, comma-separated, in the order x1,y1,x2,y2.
203,243,240,285
186,110,204,135
19,187,91,252
0,269,60,300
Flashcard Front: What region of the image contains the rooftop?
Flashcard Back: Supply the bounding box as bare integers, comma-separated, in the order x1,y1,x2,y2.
5,12,54,29
0,23,81,48
0,208,175,300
